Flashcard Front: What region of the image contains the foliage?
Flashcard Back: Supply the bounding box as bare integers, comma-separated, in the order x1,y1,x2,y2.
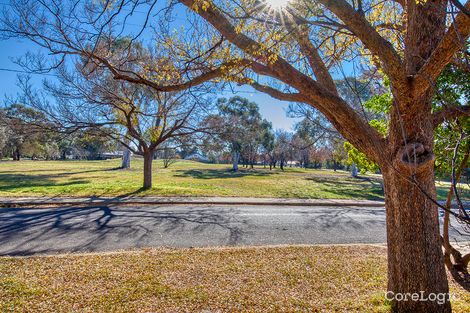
202,96,273,168
363,93,392,115
343,142,379,174
0,104,120,161
432,64,470,178
434,64,470,107
0,103,59,160
343,92,392,173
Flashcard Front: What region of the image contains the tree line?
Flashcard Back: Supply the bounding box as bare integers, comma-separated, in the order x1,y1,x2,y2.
0,93,351,171
201,96,348,171
0,103,117,161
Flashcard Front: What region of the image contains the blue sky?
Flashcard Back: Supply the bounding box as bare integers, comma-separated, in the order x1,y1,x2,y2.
0,39,298,131
0,1,304,131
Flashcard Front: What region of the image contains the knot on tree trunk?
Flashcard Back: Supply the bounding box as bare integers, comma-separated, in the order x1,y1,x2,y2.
395,142,435,174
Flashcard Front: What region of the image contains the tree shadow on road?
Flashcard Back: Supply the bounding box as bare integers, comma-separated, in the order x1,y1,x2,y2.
298,207,386,231
0,205,248,256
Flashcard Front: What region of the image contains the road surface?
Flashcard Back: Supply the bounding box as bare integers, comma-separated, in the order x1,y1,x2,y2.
0,204,466,256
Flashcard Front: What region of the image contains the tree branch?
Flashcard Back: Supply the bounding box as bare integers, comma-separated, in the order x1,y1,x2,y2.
88,52,250,92
413,1,470,98
286,23,338,94
432,105,470,127
317,0,407,91
250,83,306,102
180,0,387,163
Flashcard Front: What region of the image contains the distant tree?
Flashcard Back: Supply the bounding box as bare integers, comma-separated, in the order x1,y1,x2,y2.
74,130,117,160
240,119,273,168
273,130,293,171
19,65,209,188
157,143,178,168
309,147,331,169
177,143,198,161
201,127,226,163
259,126,275,169
291,117,334,168
0,111,10,159
290,135,310,168
329,138,348,171
203,96,272,171
0,103,53,160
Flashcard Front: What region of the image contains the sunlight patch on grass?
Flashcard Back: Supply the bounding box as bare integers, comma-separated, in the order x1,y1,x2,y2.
0,159,462,200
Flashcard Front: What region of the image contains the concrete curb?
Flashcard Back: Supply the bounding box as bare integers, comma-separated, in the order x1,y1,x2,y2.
0,196,386,207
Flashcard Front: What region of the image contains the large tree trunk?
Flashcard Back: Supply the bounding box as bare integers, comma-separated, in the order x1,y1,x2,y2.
380,3,452,311
382,96,451,312
143,151,153,189
383,166,450,312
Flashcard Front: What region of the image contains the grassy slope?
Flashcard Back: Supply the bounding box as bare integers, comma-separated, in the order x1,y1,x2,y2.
0,159,461,199
1,245,469,313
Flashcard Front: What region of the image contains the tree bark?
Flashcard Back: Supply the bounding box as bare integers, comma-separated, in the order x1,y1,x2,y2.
143,151,153,189
351,163,358,177
383,163,450,312
232,151,239,171
121,148,131,169
14,148,20,161
382,97,451,312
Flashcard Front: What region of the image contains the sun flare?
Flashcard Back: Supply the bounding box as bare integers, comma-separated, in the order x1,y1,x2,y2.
265,0,291,10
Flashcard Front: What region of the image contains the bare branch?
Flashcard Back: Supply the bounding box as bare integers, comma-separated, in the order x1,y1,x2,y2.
89,53,250,92
180,0,387,162
250,82,305,102
316,0,406,91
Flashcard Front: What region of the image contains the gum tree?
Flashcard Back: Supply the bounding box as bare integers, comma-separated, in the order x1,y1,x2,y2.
172,2,470,311
2,0,470,311
203,96,272,171
20,67,207,189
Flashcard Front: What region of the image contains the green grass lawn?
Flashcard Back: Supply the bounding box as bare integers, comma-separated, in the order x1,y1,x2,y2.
1,245,469,313
0,159,463,200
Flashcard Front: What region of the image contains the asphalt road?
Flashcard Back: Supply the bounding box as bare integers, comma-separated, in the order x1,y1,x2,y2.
0,204,466,256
